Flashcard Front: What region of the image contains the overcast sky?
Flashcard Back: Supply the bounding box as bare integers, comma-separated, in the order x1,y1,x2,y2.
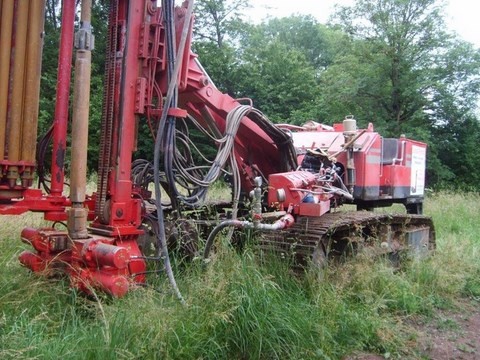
245,0,480,47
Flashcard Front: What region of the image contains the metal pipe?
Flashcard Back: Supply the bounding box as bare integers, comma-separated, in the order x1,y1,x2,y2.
202,214,296,260
7,0,30,187
81,0,92,22
21,0,46,186
393,140,406,165
251,177,263,227
0,0,14,161
203,220,251,260
69,50,92,204
50,0,76,196
255,214,294,231
342,118,359,194
346,148,356,194
68,0,94,239
203,176,295,260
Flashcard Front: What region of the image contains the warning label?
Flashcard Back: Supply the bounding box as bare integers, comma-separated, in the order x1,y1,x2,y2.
410,145,426,196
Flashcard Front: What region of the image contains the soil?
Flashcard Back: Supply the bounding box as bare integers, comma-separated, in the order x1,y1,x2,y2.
413,300,480,360
344,299,480,360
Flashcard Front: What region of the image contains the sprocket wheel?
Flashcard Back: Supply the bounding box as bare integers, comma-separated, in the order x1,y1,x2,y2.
137,216,200,260
165,218,200,260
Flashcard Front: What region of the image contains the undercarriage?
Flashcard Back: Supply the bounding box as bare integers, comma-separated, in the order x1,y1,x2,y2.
258,211,435,267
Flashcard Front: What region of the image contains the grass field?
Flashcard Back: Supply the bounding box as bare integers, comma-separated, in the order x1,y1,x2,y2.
0,192,479,359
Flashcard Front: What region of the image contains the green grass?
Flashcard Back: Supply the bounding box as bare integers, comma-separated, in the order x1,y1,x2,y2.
0,192,479,359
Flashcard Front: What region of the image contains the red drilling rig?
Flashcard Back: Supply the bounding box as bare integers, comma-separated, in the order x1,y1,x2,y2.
0,0,434,297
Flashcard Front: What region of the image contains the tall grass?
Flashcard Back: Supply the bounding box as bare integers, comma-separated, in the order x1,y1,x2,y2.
0,192,479,359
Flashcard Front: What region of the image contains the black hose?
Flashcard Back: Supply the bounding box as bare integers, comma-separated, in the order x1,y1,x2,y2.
36,125,54,192
203,220,247,260
151,0,193,304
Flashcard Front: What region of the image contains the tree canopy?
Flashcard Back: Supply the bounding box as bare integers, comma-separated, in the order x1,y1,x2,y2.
37,0,480,190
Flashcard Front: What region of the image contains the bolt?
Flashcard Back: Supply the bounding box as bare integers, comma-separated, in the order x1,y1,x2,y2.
116,208,123,218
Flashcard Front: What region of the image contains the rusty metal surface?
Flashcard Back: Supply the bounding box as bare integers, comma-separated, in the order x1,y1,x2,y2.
258,211,436,264
8,0,30,173
22,0,46,164
50,0,76,196
0,0,14,160
96,0,118,222
69,51,92,204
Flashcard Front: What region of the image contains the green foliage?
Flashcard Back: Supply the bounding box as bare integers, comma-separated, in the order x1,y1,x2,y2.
193,0,251,47
236,36,321,123
231,16,339,124
328,0,446,131
38,0,480,188
38,1,108,174
323,0,480,187
249,15,338,70
193,41,243,95
431,116,480,188
317,40,393,128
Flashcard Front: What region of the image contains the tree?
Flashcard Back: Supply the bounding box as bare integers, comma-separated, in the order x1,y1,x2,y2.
328,0,448,131
248,15,342,71
193,0,250,47
236,36,321,123
316,38,393,127
192,0,251,95
323,0,480,187
228,16,355,124
193,41,243,96
37,0,480,189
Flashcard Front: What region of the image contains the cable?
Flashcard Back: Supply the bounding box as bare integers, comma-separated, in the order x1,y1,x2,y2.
166,105,292,208
203,220,249,260
36,125,54,193
151,0,195,304
36,124,70,193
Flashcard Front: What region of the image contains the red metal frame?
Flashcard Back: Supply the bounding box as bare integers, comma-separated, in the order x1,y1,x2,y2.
50,0,76,198
0,0,148,296
0,0,428,297
19,227,145,297
130,4,296,194
0,0,75,220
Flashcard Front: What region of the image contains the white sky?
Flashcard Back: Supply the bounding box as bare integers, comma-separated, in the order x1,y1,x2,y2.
246,0,480,48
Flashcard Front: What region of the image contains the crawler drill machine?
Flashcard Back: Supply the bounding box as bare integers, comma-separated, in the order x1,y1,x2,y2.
0,0,434,296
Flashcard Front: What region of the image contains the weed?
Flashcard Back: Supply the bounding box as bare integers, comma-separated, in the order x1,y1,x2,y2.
0,192,478,359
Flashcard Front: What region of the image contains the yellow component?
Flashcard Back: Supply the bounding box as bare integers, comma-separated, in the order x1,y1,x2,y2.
0,0,14,161
22,0,46,164
7,0,30,186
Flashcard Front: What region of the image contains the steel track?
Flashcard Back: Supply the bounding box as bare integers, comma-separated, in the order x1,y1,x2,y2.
258,211,436,266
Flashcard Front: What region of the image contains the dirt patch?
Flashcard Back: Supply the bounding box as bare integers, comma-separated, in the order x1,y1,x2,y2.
344,300,480,360
413,300,480,360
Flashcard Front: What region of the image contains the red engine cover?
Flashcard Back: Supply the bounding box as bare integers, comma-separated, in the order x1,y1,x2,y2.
268,171,317,208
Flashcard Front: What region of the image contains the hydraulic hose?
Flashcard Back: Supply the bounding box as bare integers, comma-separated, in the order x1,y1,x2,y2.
203,220,251,260
203,177,294,260
202,214,295,260
152,0,194,304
